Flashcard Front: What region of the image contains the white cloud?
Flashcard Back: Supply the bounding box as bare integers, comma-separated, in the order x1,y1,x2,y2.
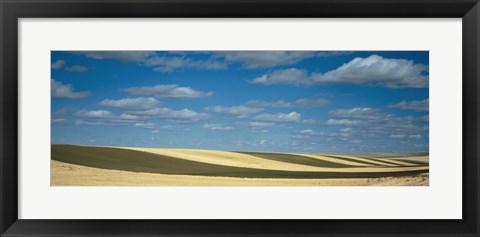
254,111,301,122
75,110,145,122
124,84,212,99
216,51,316,68
237,121,275,127
324,107,428,139
151,125,191,132
119,113,144,120
293,98,330,108
74,51,226,73
390,134,406,139
73,51,155,63
51,60,66,70
73,107,200,128
51,79,90,99
388,98,429,112
325,119,361,126
409,134,422,139
205,105,263,118
202,124,235,130
390,134,422,139
245,100,291,108
215,51,351,69
64,65,89,72
133,122,157,129
245,98,329,108
328,107,382,120
250,55,428,88
52,118,69,124
250,68,309,86
145,55,226,73
127,108,209,122
98,97,160,111
74,110,115,119
293,129,355,142
72,51,353,73
310,55,428,88
74,119,130,127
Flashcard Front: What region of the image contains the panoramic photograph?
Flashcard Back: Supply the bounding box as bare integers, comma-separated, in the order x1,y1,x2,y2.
51,51,429,186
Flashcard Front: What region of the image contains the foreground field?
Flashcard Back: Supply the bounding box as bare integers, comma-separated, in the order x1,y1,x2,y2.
51,144,429,186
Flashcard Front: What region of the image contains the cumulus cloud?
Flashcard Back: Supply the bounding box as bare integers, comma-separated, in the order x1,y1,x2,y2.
236,121,275,127
250,68,309,86
124,84,212,99
328,107,383,120
127,108,209,122
390,134,422,139
74,119,131,127
388,98,429,112
320,106,429,150
246,98,329,108
216,51,316,68
390,134,406,139
293,128,353,142
245,100,291,108
51,60,66,70
74,110,115,119
145,55,227,73
73,106,206,127
202,124,235,130
98,97,160,111
73,51,226,73
250,55,428,88
293,98,330,108
310,55,428,88
119,113,144,120
133,122,157,129
74,109,147,126
214,51,351,69
409,134,422,139
72,51,155,63
71,51,354,73
151,125,191,133
51,79,90,99
325,119,362,126
52,118,69,124
64,65,89,72
254,111,301,122
205,105,263,118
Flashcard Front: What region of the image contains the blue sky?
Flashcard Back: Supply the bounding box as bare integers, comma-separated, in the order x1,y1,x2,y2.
51,51,429,153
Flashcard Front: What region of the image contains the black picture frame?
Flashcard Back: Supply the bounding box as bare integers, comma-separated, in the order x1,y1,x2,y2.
1,0,479,236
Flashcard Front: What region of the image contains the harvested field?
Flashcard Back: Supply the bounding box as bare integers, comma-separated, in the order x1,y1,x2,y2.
51,144,429,186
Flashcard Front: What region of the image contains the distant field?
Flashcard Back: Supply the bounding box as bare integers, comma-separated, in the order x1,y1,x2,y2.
51,144,429,186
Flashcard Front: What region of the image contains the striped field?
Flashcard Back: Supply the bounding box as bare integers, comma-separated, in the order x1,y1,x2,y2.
51,144,429,186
